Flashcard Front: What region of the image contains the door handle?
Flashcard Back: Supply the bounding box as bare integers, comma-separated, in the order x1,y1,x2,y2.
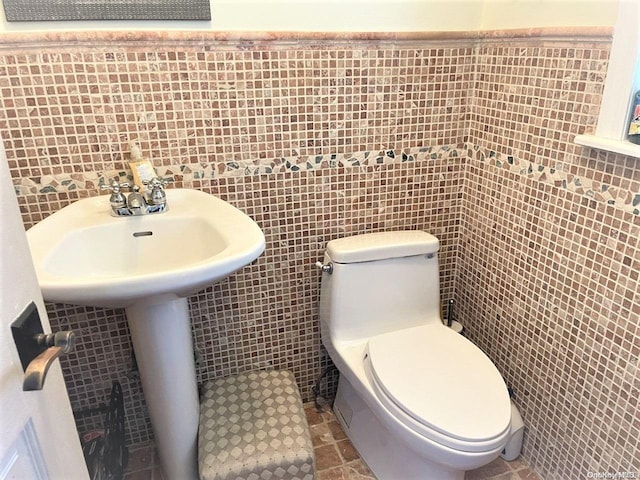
23,331,76,391
23,346,63,391
10,302,77,391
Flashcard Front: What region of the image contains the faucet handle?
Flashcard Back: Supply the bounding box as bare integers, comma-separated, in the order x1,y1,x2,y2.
100,179,130,213
142,177,168,190
143,177,168,206
100,179,130,193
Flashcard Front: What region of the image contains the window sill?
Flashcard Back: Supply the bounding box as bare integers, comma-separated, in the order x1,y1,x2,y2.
574,134,640,159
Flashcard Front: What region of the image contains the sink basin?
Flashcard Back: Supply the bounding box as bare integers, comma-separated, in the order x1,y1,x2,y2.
27,189,265,308
27,187,266,479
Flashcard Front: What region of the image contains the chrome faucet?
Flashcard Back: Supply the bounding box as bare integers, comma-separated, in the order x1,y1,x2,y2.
127,185,147,215
100,178,169,217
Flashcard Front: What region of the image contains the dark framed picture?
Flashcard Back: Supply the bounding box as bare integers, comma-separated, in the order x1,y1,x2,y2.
3,0,211,21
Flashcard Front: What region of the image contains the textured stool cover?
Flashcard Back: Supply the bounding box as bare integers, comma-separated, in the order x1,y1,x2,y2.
199,370,315,480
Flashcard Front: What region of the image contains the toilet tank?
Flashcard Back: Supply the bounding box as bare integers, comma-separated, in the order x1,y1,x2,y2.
319,231,441,344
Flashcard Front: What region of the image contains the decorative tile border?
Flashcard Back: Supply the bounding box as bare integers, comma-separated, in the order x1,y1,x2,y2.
467,145,640,217
14,142,639,217
13,144,463,195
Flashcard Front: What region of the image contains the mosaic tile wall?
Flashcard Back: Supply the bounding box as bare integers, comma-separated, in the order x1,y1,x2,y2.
0,38,470,445
37,159,465,446
456,39,640,480
2,31,639,480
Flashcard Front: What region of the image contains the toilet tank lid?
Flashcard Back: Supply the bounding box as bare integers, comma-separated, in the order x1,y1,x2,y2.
326,231,439,264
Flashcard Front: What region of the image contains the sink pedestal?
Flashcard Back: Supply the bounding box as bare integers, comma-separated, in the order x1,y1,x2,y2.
126,295,199,480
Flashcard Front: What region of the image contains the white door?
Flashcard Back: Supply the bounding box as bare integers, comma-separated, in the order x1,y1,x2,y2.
0,143,89,479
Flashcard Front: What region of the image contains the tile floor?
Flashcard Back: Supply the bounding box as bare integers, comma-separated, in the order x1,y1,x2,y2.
122,404,542,480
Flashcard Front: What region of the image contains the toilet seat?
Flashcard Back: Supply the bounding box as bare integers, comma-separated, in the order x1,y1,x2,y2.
364,324,511,453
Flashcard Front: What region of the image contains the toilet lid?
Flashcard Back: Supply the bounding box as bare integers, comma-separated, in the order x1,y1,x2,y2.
367,324,511,443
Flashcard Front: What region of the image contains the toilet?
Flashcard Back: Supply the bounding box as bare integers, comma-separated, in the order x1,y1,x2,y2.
318,231,512,480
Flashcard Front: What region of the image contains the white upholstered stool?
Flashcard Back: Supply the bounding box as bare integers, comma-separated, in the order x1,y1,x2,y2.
198,370,315,480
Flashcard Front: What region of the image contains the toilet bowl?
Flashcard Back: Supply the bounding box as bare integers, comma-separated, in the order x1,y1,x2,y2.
318,231,512,480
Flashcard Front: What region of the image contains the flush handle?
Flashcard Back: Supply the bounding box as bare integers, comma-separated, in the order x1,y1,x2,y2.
23,331,76,391
315,261,333,274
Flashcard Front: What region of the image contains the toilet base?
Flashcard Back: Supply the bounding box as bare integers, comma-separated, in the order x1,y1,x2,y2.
333,374,464,480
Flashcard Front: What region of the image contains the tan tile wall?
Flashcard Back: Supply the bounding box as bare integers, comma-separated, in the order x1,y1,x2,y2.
458,39,640,479
2,41,473,207
0,39,469,445
2,32,638,480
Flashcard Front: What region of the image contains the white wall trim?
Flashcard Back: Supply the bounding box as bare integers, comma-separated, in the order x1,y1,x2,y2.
595,0,640,140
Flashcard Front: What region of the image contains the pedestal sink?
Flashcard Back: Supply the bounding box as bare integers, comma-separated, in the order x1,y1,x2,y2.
26,189,266,480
